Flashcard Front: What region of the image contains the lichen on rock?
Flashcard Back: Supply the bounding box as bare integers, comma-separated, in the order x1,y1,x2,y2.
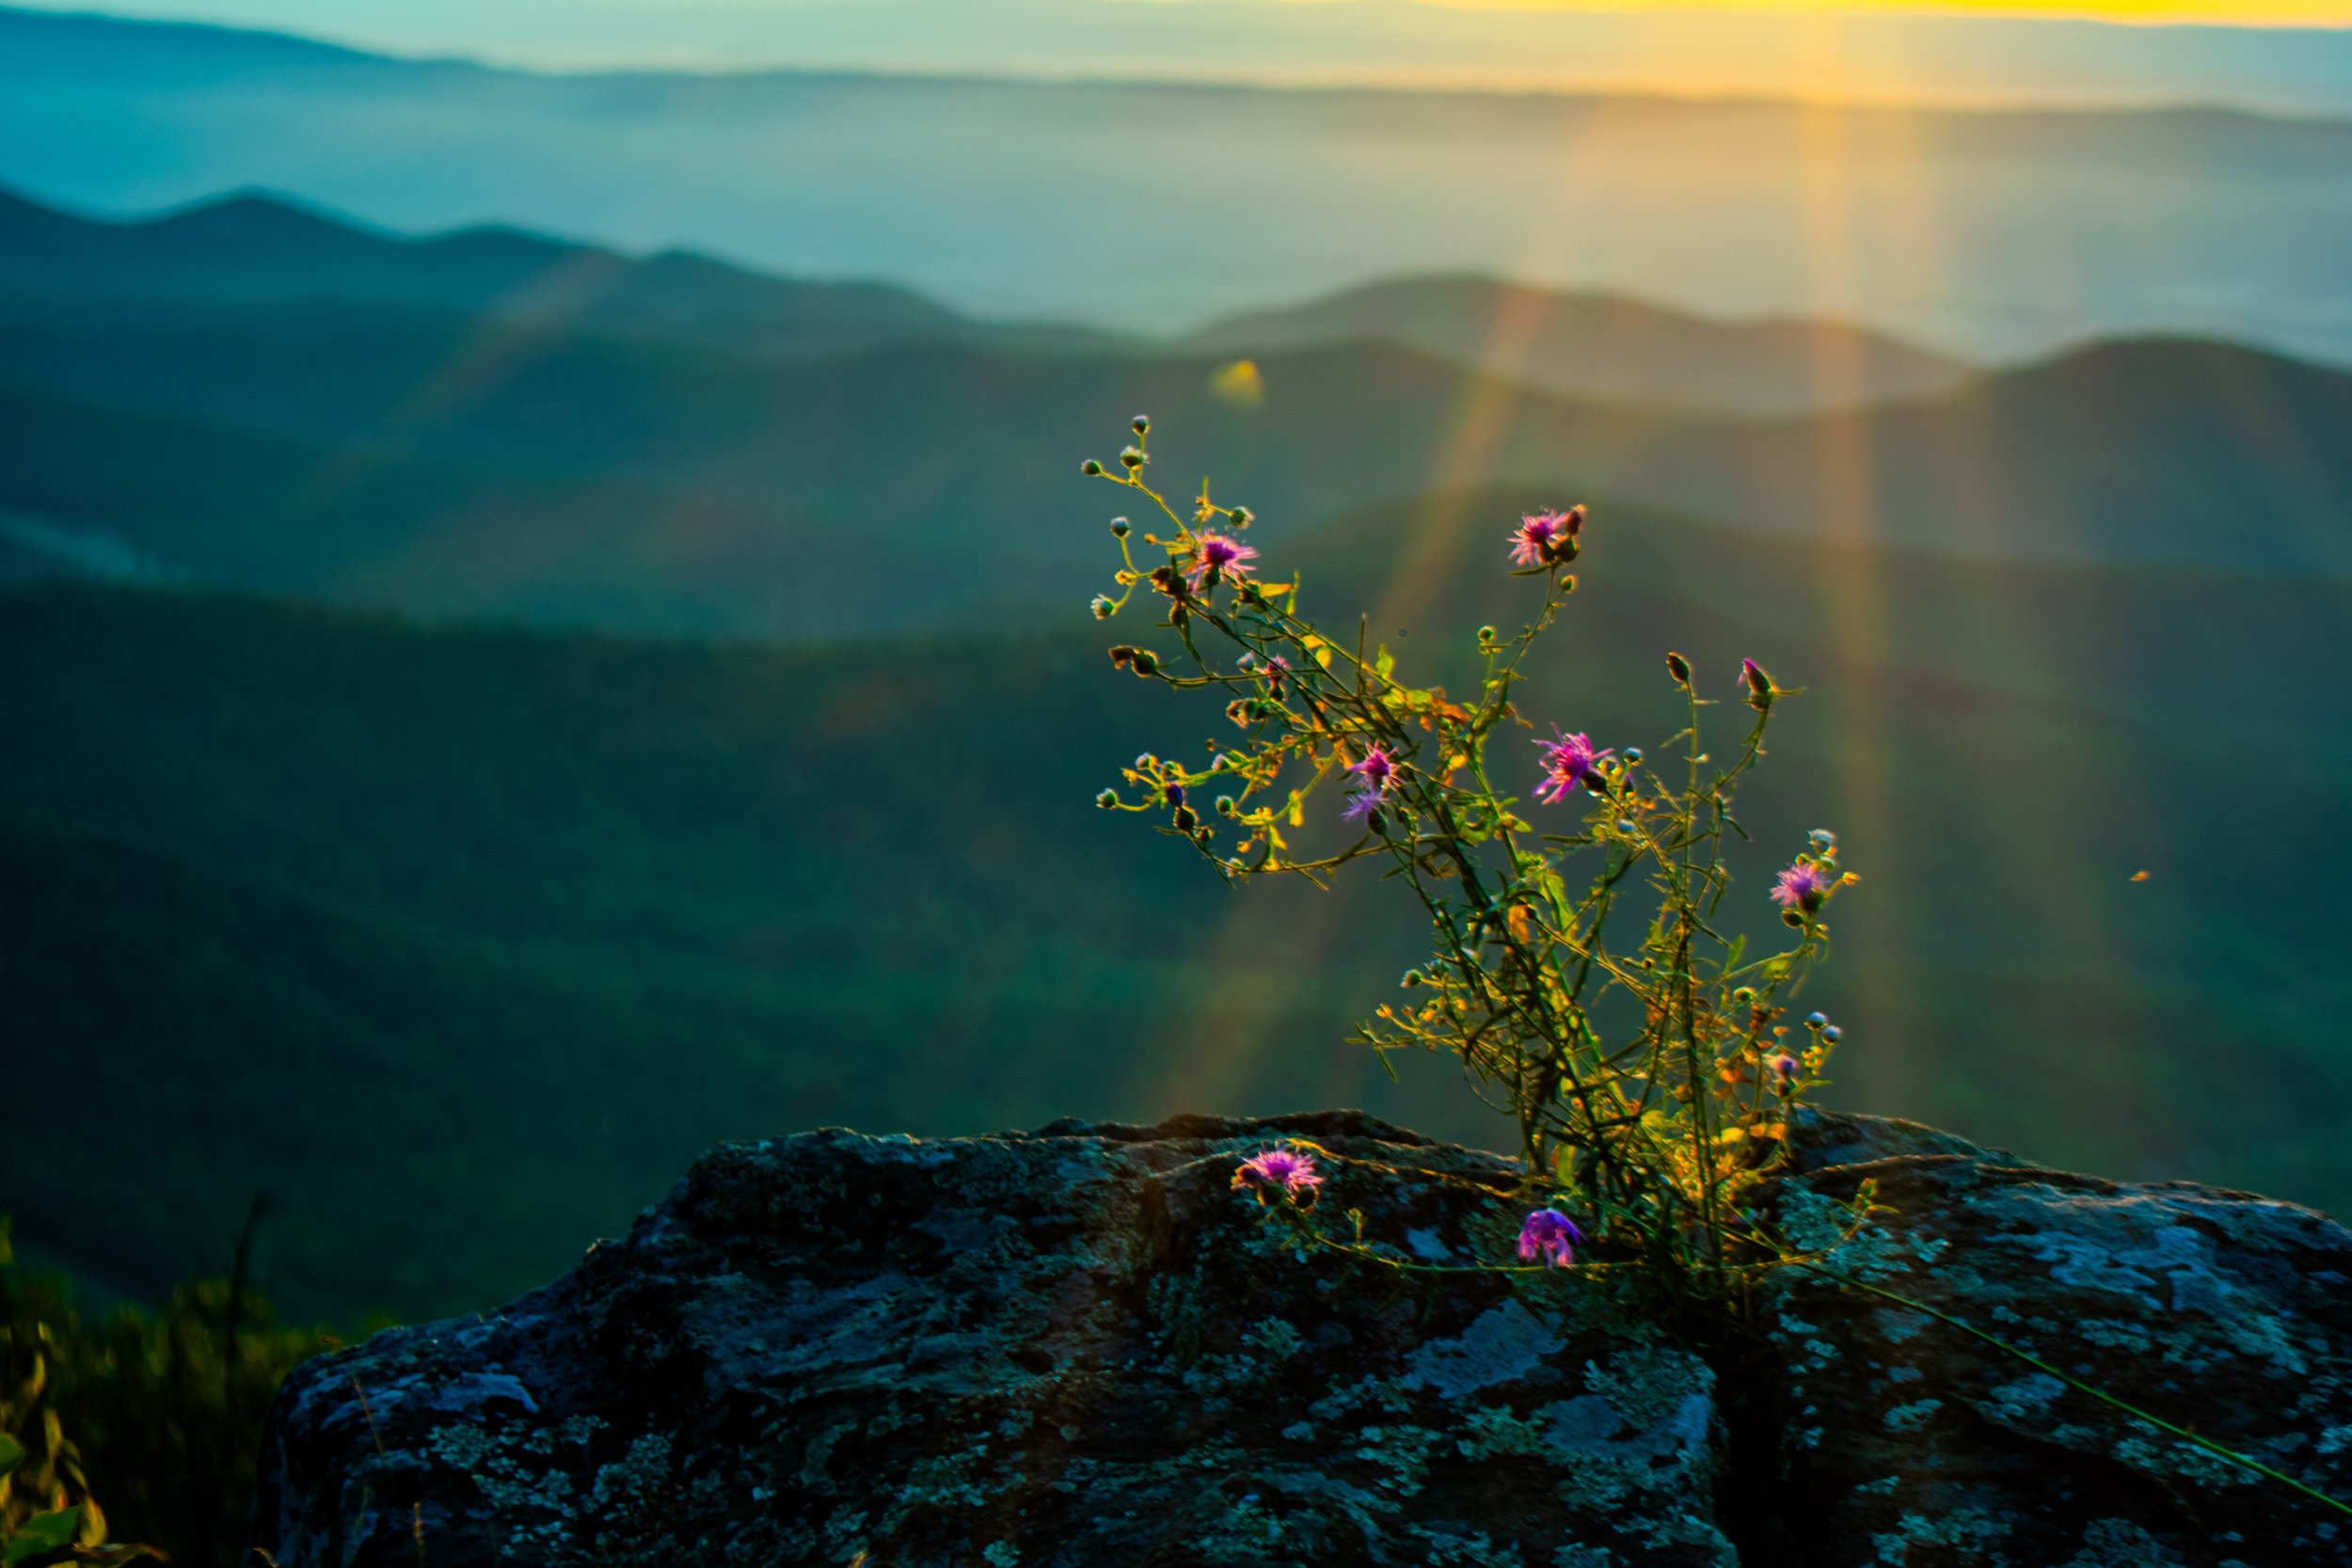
251,1110,2352,1566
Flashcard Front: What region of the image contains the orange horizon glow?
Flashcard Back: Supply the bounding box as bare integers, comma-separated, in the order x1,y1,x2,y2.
1418,0,2352,24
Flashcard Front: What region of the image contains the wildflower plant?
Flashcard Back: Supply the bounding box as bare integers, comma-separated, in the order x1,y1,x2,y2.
1076,415,2352,1519
1084,415,1860,1313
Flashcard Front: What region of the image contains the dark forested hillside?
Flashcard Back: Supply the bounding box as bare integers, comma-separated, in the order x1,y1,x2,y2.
5,489,2346,1322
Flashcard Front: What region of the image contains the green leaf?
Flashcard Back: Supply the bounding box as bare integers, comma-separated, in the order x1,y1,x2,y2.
6,1507,81,1566
0,1433,23,1478
1374,644,1395,681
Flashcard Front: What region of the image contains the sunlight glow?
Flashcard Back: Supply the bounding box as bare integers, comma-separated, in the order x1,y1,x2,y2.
1419,0,2352,24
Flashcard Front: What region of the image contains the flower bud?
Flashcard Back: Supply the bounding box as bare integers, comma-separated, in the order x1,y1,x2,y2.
1082,459,1104,476
1401,968,1424,988
1132,414,1151,436
1623,747,1643,766
1477,626,1497,645
1665,651,1692,687
1130,648,1159,675
1096,789,1119,809
1216,795,1237,816
1810,828,1837,848
1120,445,1145,469
1230,506,1254,529
1091,595,1115,620
1109,516,1131,538
1165,783,1188,808
1172,805,1198,833
1821,1024,1844,1043
1805,1011,1828,1031
1741,657,1774,709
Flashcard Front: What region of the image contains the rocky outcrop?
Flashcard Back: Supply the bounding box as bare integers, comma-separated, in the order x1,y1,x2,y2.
250,1110,2352,1566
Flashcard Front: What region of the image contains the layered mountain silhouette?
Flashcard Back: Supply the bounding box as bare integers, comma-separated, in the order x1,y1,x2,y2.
13,5,2352,359
1,182,2347,641
1188,275,1974,414
2,184,1967,412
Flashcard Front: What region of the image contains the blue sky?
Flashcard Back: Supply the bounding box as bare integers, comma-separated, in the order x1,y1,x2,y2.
11,0,2352,108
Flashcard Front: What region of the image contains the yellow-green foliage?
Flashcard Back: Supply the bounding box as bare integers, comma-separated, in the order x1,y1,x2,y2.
1,1219,339,1568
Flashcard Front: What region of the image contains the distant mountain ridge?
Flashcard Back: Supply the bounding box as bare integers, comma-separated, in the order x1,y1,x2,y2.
13,5,2352,360
0,185,1120,362
1189,275,1975,415
0,183,1973,414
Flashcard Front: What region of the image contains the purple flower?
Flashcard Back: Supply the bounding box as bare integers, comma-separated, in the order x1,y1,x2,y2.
1165,782,1188,809
1347,745,1399,793
1771,862,1834,912
1508,511,1563,566
1186,531,1259,591
1518,1208,1582,1268
1533,729,1613,805
1507,507,1584,566
1771,1053,1802,1087
1342,786,1385,827
1232,1147,1324,1198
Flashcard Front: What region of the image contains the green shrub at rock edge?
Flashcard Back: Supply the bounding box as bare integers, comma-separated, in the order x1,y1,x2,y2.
1,1217,339,1567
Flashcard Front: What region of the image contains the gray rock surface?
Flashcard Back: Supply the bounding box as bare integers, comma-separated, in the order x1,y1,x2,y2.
249,1109,2352,1566
1761,1118,2352,1566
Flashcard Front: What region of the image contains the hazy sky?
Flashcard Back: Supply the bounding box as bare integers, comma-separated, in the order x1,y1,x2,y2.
13,0,2352,102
